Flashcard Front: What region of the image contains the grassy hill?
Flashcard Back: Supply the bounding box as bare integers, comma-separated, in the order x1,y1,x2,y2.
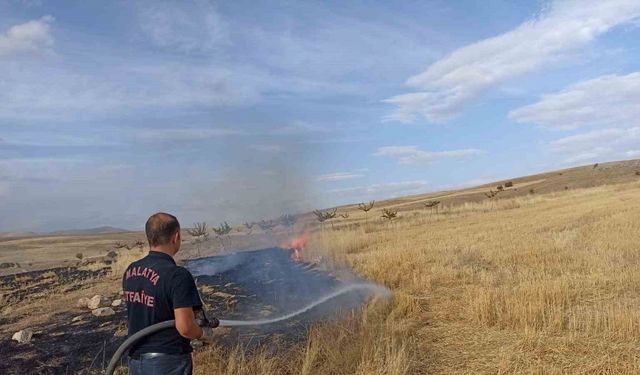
349,159,640,212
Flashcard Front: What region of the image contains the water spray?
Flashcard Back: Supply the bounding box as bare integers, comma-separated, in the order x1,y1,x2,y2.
105,283,389,375
218,283,390,327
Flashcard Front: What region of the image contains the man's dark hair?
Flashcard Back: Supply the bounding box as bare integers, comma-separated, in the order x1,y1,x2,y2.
145,212,180,247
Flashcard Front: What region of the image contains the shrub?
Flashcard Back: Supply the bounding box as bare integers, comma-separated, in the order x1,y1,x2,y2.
357,201,375,213
212,222,232,236
279,214,297,227
485,190,500,199
75,253,83,260
381,208,398,221
187,222,208,237
257,220,276,231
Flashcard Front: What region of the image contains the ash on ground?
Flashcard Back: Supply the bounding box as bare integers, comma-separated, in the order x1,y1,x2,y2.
188,247,375,346
0,248,377,374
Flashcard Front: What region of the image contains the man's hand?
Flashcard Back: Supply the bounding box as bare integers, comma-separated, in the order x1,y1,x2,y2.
174,307,204,340
199,326,215,343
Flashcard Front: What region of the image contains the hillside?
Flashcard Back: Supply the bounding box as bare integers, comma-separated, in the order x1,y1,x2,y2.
46,226,130,236
3,160,640,373
338,159,640,213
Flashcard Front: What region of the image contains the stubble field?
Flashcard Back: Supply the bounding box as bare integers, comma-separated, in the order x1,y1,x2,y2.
194,180,640,374
2,161,640,374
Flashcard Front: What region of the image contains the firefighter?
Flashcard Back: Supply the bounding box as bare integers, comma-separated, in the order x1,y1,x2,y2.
123,212,214,375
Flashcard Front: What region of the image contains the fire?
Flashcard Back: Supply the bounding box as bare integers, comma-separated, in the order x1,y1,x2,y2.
279,232,310,261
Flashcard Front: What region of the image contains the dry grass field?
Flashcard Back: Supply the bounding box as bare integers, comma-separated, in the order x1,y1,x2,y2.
193,178,640,374
3,160,640,374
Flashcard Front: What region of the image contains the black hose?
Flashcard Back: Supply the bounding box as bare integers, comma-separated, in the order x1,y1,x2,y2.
104,320,175,375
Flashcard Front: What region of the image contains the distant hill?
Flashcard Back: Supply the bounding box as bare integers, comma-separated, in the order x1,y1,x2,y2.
337,159,640,213
47,226,131,236
0,226,131,239
0,231,38,239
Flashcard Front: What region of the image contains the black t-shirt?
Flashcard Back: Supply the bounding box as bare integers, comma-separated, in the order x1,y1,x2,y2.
122,251,202,355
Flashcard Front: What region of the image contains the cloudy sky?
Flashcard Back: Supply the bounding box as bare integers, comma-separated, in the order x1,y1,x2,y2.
1,0,639,232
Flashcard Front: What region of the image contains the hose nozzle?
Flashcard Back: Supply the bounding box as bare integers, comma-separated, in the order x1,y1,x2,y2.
195,309,219,328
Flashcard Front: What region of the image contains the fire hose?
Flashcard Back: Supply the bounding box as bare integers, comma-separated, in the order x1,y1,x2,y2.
104,310,218,375
105,283,388,375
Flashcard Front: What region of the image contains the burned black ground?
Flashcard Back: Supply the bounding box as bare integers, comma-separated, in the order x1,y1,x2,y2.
0,248,373,374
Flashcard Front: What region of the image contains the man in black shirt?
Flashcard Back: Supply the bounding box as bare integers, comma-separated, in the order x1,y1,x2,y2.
123,212,214,375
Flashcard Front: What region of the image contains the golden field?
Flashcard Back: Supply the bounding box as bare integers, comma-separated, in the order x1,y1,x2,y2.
194,179,640,374
3,161,640,374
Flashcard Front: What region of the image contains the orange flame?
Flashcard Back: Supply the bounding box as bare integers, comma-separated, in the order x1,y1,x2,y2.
279,232,310,261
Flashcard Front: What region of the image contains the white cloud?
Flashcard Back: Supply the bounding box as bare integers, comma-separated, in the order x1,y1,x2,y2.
509,72,640,129
0,62,260,120
385,0,640,123
135,1,226,52
375,146,482,164
316,172,365,182
250,144,282,153
268,122,330,135
550,127,640,163
0,133,120,147
0,158,86,182
330,180,428,198
133,127,247,142
0,16,54,57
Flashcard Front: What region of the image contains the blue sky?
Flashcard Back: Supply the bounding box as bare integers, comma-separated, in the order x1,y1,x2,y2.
1,0,640,232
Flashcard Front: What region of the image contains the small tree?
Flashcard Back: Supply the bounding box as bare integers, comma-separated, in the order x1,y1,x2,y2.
313,208,337,230
279,214,297,227
313,210,328,228
357,200,375,222
212,222,232,251
424,200,440,214
485,190,500,199
243,222,254,235
257,220,277,232
187,222,208,238
339,212,349,219
381,208,398,221
504,181,514,188
187,222,209,257
114,241,132,250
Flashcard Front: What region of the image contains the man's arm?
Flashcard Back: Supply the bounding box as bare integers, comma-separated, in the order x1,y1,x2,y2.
174,307,203,340
171,267,212,341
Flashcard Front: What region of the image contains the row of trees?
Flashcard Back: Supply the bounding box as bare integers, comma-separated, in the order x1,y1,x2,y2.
312,200,405,228
187,221,232,253
188,198,448,244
